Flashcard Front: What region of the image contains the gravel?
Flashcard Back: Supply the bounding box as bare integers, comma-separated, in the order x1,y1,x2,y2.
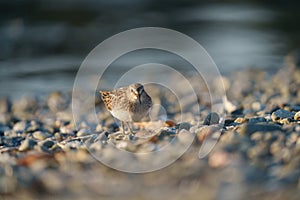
1,56,300,199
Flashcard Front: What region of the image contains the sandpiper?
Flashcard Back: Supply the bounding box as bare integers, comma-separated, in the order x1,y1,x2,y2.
100,83,152,136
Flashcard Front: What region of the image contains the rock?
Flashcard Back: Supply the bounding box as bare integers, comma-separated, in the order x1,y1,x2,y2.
271,109,294,122
203,112,220,125
294,111,300,120
239,123,282,135
177,122,191,131
19,138,37,151
33,131,51,140
248,117,267,124
251,101,264,111
291,105,300,112
223,97,237,113
39,140,55,149
77,128,92,137
60,126,74,135
234,117,248,124
27,120,40,132
13,121,28,132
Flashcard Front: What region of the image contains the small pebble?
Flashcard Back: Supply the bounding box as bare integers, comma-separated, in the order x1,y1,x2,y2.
248,117,267,124
271,109,294,122
203,112,220,125
234,117,248,124
33,131,51,140
13,121,28,133
39,140,55,149
177,122,191,131
19,138,37,151
77,128,92,137
239,123,282,135
294,111,300,120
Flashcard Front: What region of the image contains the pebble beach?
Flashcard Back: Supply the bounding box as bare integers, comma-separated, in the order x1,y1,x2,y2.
1,53,300,200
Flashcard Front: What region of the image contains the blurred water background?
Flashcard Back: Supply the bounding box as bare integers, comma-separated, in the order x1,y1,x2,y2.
0,0,300,98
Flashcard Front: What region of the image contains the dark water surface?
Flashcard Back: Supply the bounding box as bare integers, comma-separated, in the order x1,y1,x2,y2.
0,0,300,98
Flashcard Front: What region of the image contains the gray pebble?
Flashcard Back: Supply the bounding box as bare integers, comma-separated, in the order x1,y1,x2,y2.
176,122,191,131
27,120,40,132
39,139,55,149
248,117,267,124
240,123,282,135
271,109,294,122
203,112,220,125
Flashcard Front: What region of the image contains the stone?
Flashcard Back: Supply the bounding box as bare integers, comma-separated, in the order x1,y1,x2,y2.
13,121,28,132
177,122,191,131
239,123,282,135
203,112,220,125
77,128,92,137
33,131,51,140
234,117,248,124
19,138,37,151
271,109,294,122
60,126,74,135
39,140,55,149
248,117,267,124
294,111,300,120
251,101,264,111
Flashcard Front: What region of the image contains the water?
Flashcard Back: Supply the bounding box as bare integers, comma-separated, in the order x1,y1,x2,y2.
0,0,299,98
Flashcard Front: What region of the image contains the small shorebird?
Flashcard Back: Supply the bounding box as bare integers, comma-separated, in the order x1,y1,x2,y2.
100,83,152,136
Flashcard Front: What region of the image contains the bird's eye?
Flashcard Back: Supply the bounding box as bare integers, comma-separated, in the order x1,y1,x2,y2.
131,89,134,93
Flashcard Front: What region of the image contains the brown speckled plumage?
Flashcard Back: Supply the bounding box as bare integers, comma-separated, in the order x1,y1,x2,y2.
100,83,152,135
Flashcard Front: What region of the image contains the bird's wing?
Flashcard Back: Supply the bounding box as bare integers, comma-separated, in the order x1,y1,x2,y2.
100,91,113,111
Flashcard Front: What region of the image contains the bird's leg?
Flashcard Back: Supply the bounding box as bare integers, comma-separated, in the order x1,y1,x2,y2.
126,122,135,136
121,121,125,135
